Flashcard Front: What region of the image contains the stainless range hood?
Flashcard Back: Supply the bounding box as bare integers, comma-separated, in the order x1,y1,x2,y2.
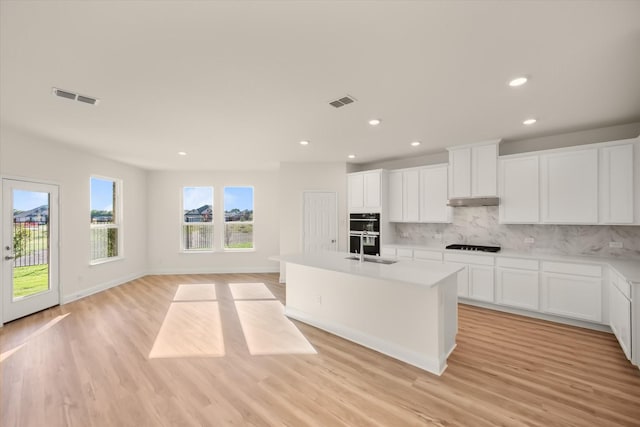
447,197,500,207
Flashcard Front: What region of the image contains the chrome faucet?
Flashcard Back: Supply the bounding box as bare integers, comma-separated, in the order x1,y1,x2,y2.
359,231,367,262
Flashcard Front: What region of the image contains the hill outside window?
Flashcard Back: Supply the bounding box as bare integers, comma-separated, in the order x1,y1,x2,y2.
90,176,122,263
182,186,213,251
224,186,254,250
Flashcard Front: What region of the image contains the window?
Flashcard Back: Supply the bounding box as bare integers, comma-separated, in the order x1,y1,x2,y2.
90,176,121,263
182,187,214,251
224,186,254,250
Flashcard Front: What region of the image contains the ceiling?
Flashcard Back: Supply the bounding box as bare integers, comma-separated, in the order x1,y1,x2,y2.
1,1,639,171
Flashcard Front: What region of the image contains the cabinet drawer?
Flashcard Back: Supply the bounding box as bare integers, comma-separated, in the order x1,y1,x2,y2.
496,257,539,271
444,252,494,266
414,249,443,262
542,261,602,278
396,248,413,259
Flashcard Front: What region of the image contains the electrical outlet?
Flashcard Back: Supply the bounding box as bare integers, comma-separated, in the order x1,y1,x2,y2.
524,237,535,244
434,233,443,241
609,241,623,249
316,295,322,304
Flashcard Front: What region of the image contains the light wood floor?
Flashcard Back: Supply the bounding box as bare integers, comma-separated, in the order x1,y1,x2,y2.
2,273,640,426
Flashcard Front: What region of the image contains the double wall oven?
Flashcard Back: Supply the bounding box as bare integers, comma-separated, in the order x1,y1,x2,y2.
349,213,380,256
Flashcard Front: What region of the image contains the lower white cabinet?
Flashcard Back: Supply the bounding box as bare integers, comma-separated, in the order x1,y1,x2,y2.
541,262,602,323
496,268,540,311
469,265,494,302
609,270,632,361
451,263,469,297
445,253,494,301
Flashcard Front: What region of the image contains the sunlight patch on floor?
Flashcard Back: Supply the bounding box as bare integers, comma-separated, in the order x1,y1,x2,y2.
149,302,225,358
0,313,70,363
234,300,317,356
173,283,217,301
228,282,275,300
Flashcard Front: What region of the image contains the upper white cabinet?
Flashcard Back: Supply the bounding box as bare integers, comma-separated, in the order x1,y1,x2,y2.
348,170,384,213
600,143,634,224
387,169,419,222
403,169,420,222
499,155,539,224
388,164,450,223
448,140,500,198
388,171,403,221
540,148,599,224
420,164,451,223
498,137,638,225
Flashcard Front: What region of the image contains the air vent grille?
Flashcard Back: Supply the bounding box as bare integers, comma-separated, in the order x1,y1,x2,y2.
52,88,99,105
329,94,356,108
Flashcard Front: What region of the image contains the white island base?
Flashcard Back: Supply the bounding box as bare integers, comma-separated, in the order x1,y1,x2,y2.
283,255,460,376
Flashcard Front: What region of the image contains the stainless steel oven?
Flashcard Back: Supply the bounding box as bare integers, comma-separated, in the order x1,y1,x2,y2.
349,213,380,255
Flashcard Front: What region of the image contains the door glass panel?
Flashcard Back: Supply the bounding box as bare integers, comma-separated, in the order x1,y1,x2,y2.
12,189,50,300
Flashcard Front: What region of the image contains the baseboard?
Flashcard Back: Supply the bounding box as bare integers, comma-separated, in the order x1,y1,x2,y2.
148,266,280,275
62,271,147,304
458,299,612,333
285,307,447,376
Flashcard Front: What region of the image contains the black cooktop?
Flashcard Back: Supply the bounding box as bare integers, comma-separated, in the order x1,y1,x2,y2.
445,244,501,253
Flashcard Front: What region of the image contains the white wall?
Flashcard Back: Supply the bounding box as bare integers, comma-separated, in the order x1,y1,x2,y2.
146,170,280,274
279,162,348,281
0,125,148,304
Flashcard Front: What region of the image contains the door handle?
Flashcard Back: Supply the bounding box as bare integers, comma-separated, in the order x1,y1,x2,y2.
5,256,15,260
331,240,336,243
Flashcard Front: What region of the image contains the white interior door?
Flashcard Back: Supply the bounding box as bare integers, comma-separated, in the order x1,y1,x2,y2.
303,192,337,253
2,179,59,323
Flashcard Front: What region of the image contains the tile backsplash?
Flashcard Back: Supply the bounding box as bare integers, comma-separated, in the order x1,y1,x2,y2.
393,207,640,259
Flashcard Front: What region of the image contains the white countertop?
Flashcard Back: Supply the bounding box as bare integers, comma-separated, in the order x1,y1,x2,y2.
274,252,462,288
383,243,640,284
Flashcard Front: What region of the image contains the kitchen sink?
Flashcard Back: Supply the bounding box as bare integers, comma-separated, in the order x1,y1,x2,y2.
345,256,397,265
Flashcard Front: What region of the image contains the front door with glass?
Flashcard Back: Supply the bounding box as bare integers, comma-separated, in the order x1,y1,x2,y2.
2,179,59,323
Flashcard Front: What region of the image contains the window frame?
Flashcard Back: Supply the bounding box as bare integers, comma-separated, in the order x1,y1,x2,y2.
223,186,255,252
181,186,215,253
89,175,123,265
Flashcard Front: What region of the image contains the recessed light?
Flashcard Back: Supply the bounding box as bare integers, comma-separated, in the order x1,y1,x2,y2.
410,141,421,147
348,154,356,159
299,140,310,146
368,119,381,126
509,76,528,87
177,151,187,156
523,118,537,125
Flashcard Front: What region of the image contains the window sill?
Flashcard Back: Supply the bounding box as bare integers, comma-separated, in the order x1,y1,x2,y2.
180,250,215,254
223,248,256,253
90,256,124,266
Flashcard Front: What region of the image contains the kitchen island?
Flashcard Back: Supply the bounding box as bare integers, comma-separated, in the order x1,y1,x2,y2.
278,252,462,375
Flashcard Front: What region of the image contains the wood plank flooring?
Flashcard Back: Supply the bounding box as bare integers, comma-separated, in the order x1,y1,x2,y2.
2,273,639,426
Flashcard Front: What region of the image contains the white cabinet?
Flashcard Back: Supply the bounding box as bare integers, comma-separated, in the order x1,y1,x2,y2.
541,261,602,323
609,269,632,360
600,143,634,224
444,252,494,301
540,148,599,224
448,148,471,198
496,257,540,311
469,265,495,302
388,171,403,221
403,169,420,222
348,170,383,213
388,168,420,222
420,164,451,223
472,143,499,197
499,155,539,224
448,140,499,198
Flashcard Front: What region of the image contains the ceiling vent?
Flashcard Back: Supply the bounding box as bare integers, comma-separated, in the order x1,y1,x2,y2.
52,87,99,105
329,95,356,108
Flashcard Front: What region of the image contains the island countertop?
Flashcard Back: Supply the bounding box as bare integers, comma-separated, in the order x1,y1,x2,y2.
274,252,462,288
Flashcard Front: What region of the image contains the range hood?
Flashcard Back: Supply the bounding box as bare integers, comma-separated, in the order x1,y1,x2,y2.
447,197,500,207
